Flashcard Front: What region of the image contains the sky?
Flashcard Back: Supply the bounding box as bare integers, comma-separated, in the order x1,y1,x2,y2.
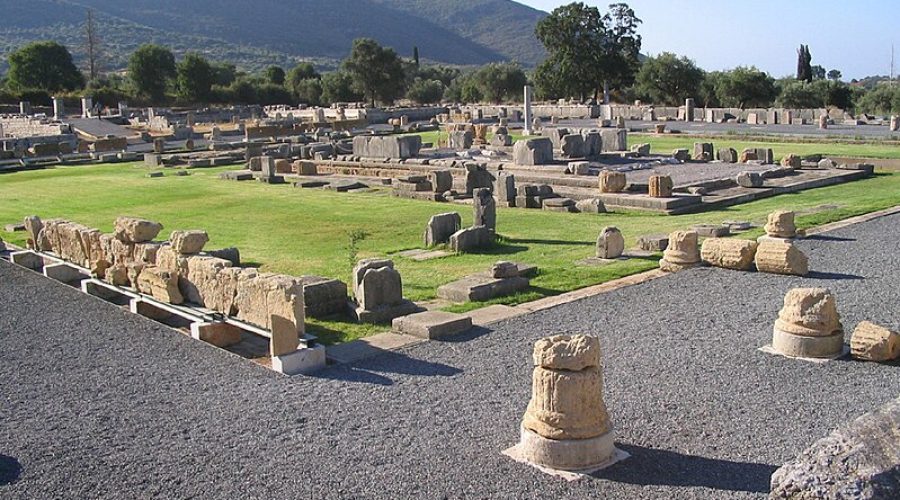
518,0,897,80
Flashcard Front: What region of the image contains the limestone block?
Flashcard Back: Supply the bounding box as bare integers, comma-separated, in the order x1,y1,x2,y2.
449,226,494,252
765,210,797,238
693,142,713,161
424,212,461,247
630,143,650,156
770,397,900,500
391,310,472,340
133,242,163,265
170,230,209,255
559,134,585,158
114,216,163,243
755,241,808,276
270,311,300,357
582,131,602,157
207,247,241,266
300,276,348,318
274,159,292,174
575,198,606,213
23,215,43,247
659,230,701,272
772,288,844,358
736,171,763,188
740,148,758,163
532,334,600,371
190,322,241,348
430,170,453,193
156,245,190,275
352,258,394,298
781,154,802,168
182,256,238,313
358,266,403,310
491,261,519,279
596,227,625,259
235,272,305,335
700,238,758,270
513,138,554,166
598,170,627,193
672,149,689,162
494,172,516,205
600,129,627,152
648,175,673,198
104,263,129,286
637,234,668,252
717,148,738,163
850,321,900,362
136,265,184,304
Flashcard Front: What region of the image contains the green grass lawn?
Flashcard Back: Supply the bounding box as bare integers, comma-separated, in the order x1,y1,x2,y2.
633,134,900,161
3,162,900,343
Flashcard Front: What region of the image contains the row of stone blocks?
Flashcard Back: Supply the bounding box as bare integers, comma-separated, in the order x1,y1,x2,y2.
20,215,326,374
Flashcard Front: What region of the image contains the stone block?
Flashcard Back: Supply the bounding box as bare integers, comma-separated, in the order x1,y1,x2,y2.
717,148,738,163
700,238,758,270
560,134,585,158
424,212,462,247
850,321,900,362
596,227,624,259
358,266,403,310
392,310,473,340
772,287,843,358
494,172,516,205
430,170,453,193
136,265,183,304
473,188,496,230
235,272,305,336
599,171,626,193
693,143,713,161
755,241,808,276
736,171,764,188
637,234,668,252
532,334,600,371
568,161,590,175
630,143,650,156
449,226,494,252
781,154,802,168
765,210,797,239
600,129,627,152
693,224,730,238
352,258,394,298
575,198,606,213
169,230,209,255
190,321,241,348
300,276,348,318
659,230,701,272
672,149,689,162
648,175,673,197
513,138,554,166
114,217,162,243
437,274,529,302
271,345,327,375
582,131,602,157
207,247,240,266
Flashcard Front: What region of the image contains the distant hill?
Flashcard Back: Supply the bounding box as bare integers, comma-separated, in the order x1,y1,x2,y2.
0,0,547,74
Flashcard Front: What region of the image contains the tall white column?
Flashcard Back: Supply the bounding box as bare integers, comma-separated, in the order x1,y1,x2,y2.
52,97,64,120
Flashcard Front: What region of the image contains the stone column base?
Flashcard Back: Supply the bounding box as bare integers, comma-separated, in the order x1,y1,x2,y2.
772,328,844,358
658,259,701,273
517,425,616,472
272,345,327,375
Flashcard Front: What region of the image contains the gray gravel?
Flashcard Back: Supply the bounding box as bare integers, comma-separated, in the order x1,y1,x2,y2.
2,214,900,499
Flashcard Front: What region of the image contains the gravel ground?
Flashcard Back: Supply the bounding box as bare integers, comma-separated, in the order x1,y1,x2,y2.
2,215,899,499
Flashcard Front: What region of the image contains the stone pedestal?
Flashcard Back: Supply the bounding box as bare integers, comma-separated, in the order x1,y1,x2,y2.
271,345,327,375
598,171,626,193
764,210,796,239
772,288,844,358
648,175,673,198
659,231,701,272
516,334,617,471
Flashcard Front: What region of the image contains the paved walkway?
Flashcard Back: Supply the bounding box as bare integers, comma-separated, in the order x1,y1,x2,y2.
1,214,899,498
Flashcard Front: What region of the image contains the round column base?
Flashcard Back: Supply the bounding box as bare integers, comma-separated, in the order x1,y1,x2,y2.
772,328,844,358
518,425,616,471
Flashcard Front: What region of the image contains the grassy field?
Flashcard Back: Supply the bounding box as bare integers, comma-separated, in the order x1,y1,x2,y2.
3,162,900,343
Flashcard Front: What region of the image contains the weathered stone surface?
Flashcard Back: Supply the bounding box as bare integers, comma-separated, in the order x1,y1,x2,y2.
648,175,673,197
191,322,242,348
207,247,240,266
473,188,496,230
740,148,759,163
693,224,730,238
532,334,600,371
24,215,43,248
114,216,163,243
672,149,690,162
449,226,494,252
770,397,900,500
756,241,809,276
424,212,461,247
600,129,627,152
353,135,422,159
437,273,529,302
136,265,184,304
772,288,843,358
717,148,738,163
596,227,625,259
737,171,764,188
235,272,304,336
430,170,453,193
491,261,519,279
701,238,758,271
582,131,602,157
568,161,590,175
693,142,713,161
781,154,802,168
659,230,701,272
765,210,797,238
575,198,607,213
352,258,394,298
392,310,472,340
850,321,900,362
494,172,516,205
630,143,650,156
170,230,209,255
182,256,236,311
299,276,348,318
560,134,585,158
522,335,611,441
598,170,627,193
358,266,403,310
513,137,554,166
449,130,474,150
637,234,668,252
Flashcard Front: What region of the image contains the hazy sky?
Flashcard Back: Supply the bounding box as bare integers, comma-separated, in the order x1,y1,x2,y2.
518,0,897,80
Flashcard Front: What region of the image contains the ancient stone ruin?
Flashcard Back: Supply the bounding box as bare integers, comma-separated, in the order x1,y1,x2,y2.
659,230,701,272
516,334,617,471
755,241,809,276
850,321,900,362
598,171,627,193
763,210,797,240
700,238,758,271
772,288,844,359
424,212,461,247
648,175,673,198
596,227,625,259
350,258,419,323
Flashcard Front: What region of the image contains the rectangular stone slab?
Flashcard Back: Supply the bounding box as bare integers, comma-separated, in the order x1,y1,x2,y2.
392,310,473,340
437,274,530,302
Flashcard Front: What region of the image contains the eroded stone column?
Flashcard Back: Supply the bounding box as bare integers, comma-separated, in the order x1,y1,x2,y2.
772,288,844,358
659,230,701,272
518,334,616,471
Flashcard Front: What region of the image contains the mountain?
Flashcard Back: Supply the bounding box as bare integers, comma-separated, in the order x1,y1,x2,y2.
0,0,547,74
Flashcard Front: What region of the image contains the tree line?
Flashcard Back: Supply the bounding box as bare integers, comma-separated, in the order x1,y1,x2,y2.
1,2,898,115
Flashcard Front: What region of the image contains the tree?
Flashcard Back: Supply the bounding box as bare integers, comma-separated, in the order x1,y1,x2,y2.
778,81,821,108
633,52,704,106
6,41,84,92
83,9,102,82
796,44,812,82
210,62,238,87
293,78,323,105
265,66,285,86
827,69,842,81
715,66,778,108
287,63,319,90
406,78,444,104
320,71,363,104
472,62,527,103
534,2,642,101
811,65,826,81
413,46,420,67
444,73,482,103
342,38,406,105
176,52,214,102
128,44,176,101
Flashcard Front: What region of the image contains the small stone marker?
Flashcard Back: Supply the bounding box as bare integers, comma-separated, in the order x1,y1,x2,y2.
596,227,624,259
659,230,701,272
850,321,900,362
771,288,844,359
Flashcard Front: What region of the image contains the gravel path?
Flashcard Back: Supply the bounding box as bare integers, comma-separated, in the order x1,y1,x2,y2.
2,214,899,499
